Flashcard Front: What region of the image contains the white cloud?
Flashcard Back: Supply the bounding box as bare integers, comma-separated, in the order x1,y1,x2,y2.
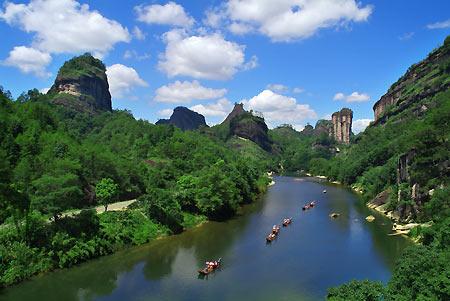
266,83,289,93
190,98,233,117
228,21,253,35
244,89,317,124
39,87,50,94
158,30,254,80
353,118,372,134
123,50,151,61
334,91,370,102
133,26,146,40
154,80,227,103
106,64,148,99
0,0,130,57
293,124,305,131
158,108,173,117
203,7,224,28
427,19,450,29
3,46,51,77
224,0,373,41
333,92,345,100
135,2,194,27
293,87,305,93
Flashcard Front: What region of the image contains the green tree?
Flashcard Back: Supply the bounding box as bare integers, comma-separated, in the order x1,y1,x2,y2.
327,280,385,301
95,178,118,212
386,245,450,301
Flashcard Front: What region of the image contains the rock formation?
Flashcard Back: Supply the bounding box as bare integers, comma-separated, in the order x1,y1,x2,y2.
372,36,450,123
223,103,245,123
221,103,273,152
314,119,333,136
48,53,112,113
331,108,353,144
229,112,272,152
156,106,207,131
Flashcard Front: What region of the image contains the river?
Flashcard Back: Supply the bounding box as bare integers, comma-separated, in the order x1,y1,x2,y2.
0,176,411,301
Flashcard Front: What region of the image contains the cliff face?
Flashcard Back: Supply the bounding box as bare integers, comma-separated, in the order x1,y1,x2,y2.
373,36,450,124
223,103,245,123
229,112,272,152
48,53,112,113
156,106,207,131
331,108,353,144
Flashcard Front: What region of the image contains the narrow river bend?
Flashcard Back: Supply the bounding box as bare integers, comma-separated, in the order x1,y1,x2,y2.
0,176,411,301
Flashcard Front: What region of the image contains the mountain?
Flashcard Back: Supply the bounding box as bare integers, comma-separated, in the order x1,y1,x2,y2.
309,36,450,223
48,53,112,113
373,36,450,125
156,106,207,131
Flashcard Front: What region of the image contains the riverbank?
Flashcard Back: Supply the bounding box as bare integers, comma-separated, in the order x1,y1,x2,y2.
0,174,272,288
302,173,427,238
0,176,413,301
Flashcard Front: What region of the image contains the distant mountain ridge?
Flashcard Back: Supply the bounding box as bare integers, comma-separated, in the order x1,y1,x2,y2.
156,106,207,131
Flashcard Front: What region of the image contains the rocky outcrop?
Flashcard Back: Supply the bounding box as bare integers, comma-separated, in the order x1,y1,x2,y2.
314,120,333,136
229,112,272,152
156,106,207,131
48,53,112,113
331,108,353,144
223,103,245,123
397,149,416,184
373,36,450,123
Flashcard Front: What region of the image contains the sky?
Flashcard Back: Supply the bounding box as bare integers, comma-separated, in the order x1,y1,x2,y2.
0,0,449,133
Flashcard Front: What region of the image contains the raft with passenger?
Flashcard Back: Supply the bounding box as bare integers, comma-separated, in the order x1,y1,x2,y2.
198,258,221,275
302,201,316,211
266,225,280,242
282,218,292,226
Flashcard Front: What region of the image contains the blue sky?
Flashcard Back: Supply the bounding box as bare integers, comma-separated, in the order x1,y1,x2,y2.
0,0,449,133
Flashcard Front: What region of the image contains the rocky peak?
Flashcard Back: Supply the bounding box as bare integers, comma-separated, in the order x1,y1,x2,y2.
48,53,112,113
223,103,245,123
156,106,207,131
331,108,353,144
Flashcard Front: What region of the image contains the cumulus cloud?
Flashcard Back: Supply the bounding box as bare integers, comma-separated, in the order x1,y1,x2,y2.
334,91,370,102
228,21,253,35
293,87,305,93
158,108,173,117
352,118,372,134
133,26,146,40
106,64,148,99
203,7,224,28
244,89,317,125
3,46,51,77
222,0,373,41
135,2,194,27
427,19,450,29
266,83,289,93
154,80,227,103
0,0,130,57
158,30,255,80
190,98,233,117
123,50,150,61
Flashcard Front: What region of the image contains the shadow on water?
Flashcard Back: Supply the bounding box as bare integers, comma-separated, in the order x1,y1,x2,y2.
0,177,411,301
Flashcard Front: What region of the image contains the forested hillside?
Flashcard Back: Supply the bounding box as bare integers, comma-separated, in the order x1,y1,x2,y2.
0,55,269,287
325,36,450,300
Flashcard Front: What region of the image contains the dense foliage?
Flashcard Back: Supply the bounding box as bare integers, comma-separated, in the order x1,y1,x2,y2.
0,86,268,287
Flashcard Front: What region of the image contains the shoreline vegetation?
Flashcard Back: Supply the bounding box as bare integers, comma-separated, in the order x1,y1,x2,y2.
304,173,431,238
0,176,270,288
0,81,272,288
